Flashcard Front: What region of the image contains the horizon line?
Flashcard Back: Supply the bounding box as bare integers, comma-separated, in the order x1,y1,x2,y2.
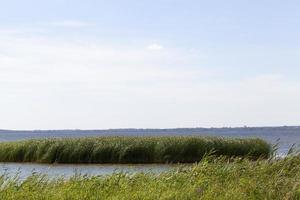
1,125,300,132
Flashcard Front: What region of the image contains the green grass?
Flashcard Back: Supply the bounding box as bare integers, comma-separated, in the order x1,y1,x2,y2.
0,136,271,164
0,155,300,200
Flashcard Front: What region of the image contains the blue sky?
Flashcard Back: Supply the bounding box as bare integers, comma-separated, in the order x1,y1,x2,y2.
0,0,299,129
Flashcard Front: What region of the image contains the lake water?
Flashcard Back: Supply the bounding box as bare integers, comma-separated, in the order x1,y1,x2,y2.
0,127,299,179
0,163,179,180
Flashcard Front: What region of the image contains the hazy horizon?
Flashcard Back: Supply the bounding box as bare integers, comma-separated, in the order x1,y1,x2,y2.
1,0,300,129
1,125,300,132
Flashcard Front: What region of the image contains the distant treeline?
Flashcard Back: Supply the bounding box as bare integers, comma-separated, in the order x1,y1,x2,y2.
0,136,271,164
1,126,300,134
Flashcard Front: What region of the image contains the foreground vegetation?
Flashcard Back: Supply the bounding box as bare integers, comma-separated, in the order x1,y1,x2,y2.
0,136,270,163
0,155,299,200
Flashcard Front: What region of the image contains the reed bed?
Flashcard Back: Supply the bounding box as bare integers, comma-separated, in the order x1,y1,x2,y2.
0,155,299,200
0,136,271,164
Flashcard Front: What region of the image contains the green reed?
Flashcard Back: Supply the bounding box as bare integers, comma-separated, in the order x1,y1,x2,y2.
0,136,271,164
0,155,299,200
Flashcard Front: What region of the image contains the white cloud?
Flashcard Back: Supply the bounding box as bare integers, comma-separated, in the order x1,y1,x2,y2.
0,34,206,84
147,43,163,50
0,30,299,129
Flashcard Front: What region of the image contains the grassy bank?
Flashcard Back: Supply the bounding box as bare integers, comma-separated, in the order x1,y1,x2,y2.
0,155,299,199
0,136,270,164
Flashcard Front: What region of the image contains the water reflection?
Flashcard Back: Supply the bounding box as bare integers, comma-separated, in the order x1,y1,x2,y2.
0,163,180,180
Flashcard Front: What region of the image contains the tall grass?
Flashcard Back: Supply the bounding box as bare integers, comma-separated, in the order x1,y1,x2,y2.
0,155,300,199
0,136,271,164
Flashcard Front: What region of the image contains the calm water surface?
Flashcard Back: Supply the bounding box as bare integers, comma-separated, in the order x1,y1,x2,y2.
0,163,180,180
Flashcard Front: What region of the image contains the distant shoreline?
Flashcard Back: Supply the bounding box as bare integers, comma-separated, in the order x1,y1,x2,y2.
1,125,300,132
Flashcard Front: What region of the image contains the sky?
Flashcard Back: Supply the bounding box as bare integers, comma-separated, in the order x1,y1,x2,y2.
0,0,300,130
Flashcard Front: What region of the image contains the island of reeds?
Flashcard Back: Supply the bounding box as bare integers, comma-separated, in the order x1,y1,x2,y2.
0,136,271,163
